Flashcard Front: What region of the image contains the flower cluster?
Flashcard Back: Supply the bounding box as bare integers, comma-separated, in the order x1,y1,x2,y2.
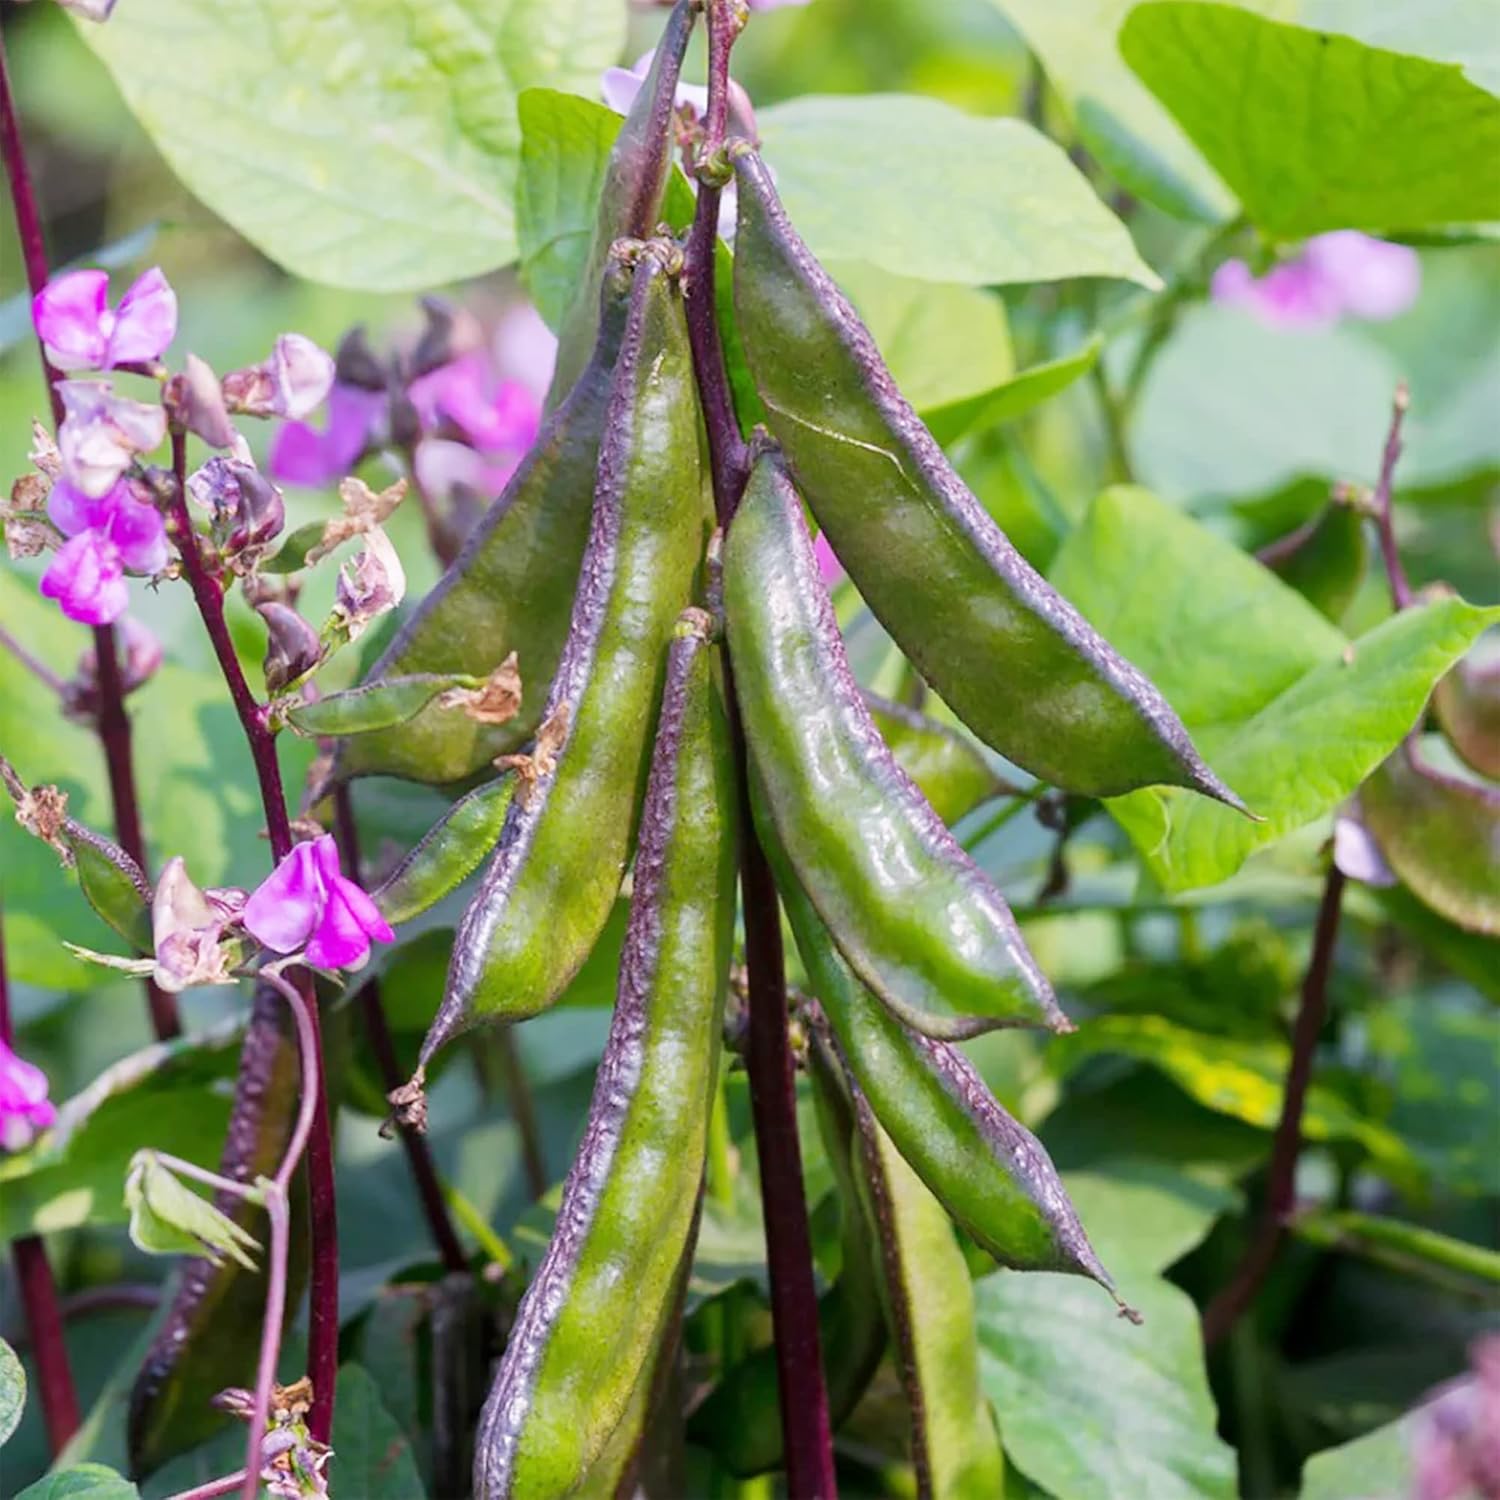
0,1038,56,1154
1212,231,1420,330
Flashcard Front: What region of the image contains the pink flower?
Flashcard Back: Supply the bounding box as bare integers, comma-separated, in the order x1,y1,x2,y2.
57,0,118,19
40,478,168,625
413,437,521,508
224,334,336,421
1212,232,1420,330
268,383,386,487
408,353,541,456
243,834,394,971
0,1038,57,1154
33,267,177,372
55,379,167,497
601,50,710,118
747,0,811,7
812,530,843,586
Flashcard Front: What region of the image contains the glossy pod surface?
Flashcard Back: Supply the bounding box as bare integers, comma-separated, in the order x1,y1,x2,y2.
337,258,638,786
473,619,737,1499
731,145,1239,806
421,248,708,1055
725,447,1066,1038
832,1047,1005,1500
781,865,1115,1292
864,691,1009,827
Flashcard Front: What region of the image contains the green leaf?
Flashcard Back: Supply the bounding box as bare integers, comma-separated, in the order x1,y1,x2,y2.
329,1363,428,1500
0,1336,24,1449
1054,1015,1416,1180
755,94,1162,289
124,1154,261,1270
79,0,626,291
924,336,1103,448
14,1466,140,1500
1298,1416,1414,1500
286,673,482,738
1258,501,1369,623
981,0,1234,221
0,1019,244,1245
1121,4,1500,237
258,520,327,576
823,260,1014,413
976,1270,1237,1500
1049,487,1500,889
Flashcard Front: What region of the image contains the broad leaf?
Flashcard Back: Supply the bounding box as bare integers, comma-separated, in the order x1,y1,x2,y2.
80,0,626,291
330,1363,428,1499
925,336,1102,448
0,1336,23,1448
14,1467,139,1500
1049,487,1500,889
1298,1415,1414,1499
1121,4,1500,236
755,94,1162,289
981,0,1234,221
976,1270,1237,1500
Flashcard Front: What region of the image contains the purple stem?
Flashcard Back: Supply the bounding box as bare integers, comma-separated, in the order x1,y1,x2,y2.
0,906,82,1454
167,1470,249,1500
1371,385,1412,611
0,27,179,1044
331,787,467,1271
166,430,340,1441
1202,865,1346,1347
0,621,65,694
686,5,836,1494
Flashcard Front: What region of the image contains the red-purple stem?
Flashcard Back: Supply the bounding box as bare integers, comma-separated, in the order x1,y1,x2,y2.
1371,385,1412,611
1202,864,1346,1347
686,5,836,1494
331,787,466,1271
1,907,82,1454
166,430,339,1440
0,28,178,1043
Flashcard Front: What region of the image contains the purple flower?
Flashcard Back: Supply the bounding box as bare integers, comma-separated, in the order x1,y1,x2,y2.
225,334,337,421
601,50,710,118
1211,232,1420,330
40,477,168,625
412,437,520,509
268,383,386,487
332,526,405,640
407,352,542,456
243,833,394,971
812,530,843,586
57,0,119,19
0,1038,57,1154
55,379,167,497
187,456,285,551
33,267,177,372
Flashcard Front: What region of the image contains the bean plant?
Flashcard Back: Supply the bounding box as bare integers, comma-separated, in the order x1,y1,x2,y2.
0,1,1496,1498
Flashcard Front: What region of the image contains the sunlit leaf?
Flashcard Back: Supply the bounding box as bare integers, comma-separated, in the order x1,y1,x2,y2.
124,1154,261,1270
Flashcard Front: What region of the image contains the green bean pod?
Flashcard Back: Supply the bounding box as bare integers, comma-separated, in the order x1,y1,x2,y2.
725,446,1066,1039
729,145,1241,807
780,864,1119,1299
1433,647,1500,781
472,615,737,1498
420,245,709,1057
813,1031,1005,1499
335,251,639,787
546,0,697,408
864,692,1011,827
128,985,309,1474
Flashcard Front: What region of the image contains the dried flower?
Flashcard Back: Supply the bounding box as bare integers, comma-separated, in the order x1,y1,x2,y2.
54,379,167,498
223,334,337,421
243,833,394,971
0,1039,57,1154
33,266,177,372
151,857,248,993
331,526,405,641
438,651,523,725
1212,232,1421,330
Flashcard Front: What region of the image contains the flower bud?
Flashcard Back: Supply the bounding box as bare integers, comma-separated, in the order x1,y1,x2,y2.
258,601,324,693
334,326,388,392
165,353,237,449
332,526,405,641
410,296,484,378
0,1038,57,1154
187,457,285,552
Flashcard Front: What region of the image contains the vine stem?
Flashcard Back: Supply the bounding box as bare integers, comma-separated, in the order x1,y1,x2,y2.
166,430,340,1441
686,4,836,1494
1370,384,1413,610
331,787,467,1271
0,26,179,1043
1202,864,1346,1346
0,905,82,1453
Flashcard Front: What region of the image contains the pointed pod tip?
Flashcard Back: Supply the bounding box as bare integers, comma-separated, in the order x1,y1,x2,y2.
1117,1299,1145,1326
1190,765,1257,822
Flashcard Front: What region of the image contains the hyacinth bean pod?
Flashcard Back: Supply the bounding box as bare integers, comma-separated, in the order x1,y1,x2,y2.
821,1036,1005,1500
1434,649,1500,781
420,244,708,1057
729,144,1243,807
863,691,1013,827
546,0,697,409
724,445,1067,1039
472,616,736,1499
335,254,639,787
780,866,1119,1298
372,774,517,927
128,985,309,1474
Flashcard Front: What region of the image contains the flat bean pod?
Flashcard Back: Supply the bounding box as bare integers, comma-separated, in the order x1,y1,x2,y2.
336,255,639,787
421,245,709,1055
815,1034,1005,1500
781,866,1119,1298
864,691,1011,827
730,144,1241,807
473,617,737,1498
725,446,1066,1039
